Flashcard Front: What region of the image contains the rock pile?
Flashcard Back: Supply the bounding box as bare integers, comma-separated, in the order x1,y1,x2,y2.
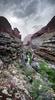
0,64,32,100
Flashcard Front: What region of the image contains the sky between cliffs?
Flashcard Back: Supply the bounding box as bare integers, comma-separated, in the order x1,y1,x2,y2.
0,0,55,40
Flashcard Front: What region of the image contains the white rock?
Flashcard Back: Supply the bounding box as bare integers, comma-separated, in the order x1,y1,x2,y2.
2,87,8,94
11,76,18,86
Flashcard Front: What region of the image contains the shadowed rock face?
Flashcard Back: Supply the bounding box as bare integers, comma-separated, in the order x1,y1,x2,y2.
0,16,21,38
0,16,22,64
0,16,12,33
46,16,55,30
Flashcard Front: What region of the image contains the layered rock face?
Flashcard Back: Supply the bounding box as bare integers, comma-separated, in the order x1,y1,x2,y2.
32,16,55,39
42,35,55,52
31,17,55,47
0,16,22,65
31,16,55,64
0,17,32,100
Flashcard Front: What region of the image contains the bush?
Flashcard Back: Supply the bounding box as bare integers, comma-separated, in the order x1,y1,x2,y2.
38,61,55,91
30,79,54,100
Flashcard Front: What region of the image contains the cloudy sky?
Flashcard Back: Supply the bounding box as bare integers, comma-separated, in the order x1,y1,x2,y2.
0,0,55,40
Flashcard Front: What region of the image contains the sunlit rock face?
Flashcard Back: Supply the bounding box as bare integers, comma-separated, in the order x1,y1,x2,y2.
31,16,55,40
39,16,55,54
31,16,55,47
31,16,55,63
0,16,22,64
42,35,55,52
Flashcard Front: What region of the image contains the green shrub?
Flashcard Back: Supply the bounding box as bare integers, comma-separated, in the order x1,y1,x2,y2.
30,79,54,100
39,61,55,91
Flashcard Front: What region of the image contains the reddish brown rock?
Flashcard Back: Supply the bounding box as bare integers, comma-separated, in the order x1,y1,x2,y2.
12,28,21,39
0,16,22,64
0,16,21,39
32,16,55,39
0,16,12,33
31,16,55,64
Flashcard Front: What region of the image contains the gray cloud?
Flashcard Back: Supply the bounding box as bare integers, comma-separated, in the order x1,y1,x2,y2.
0,0,55,18
0,0,40,18
0,0,55,40
14,0,38,18
47,0,55,5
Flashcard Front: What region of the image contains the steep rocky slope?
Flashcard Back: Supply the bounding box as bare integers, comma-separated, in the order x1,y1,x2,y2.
0,17,32,100
0,16,22,66
32,16,55,39
31,16,55,64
